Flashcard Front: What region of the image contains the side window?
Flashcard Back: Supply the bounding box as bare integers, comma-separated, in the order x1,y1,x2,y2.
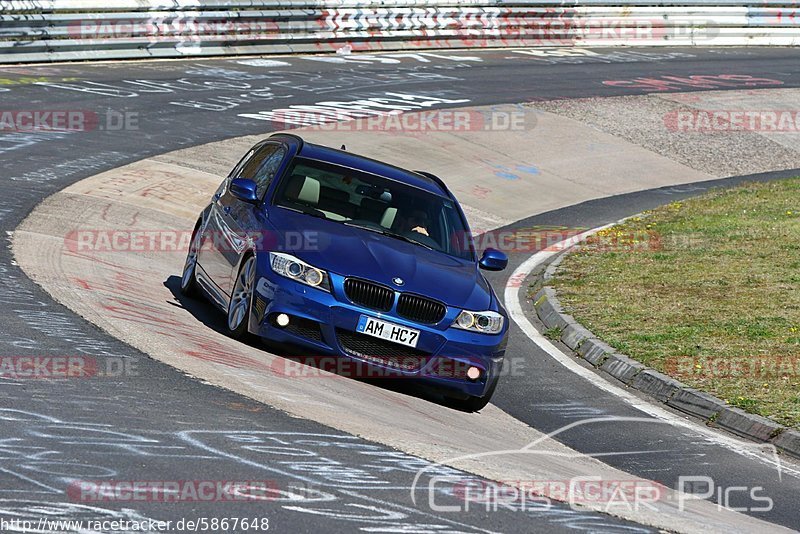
229,147,258,182
230,143,285,201
253,146,286,200
235,144,272,182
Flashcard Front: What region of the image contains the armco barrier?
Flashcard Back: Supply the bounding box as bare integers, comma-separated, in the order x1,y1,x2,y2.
0,1,799,63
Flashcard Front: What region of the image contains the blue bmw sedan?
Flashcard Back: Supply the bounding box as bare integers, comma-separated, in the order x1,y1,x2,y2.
180,133,509,410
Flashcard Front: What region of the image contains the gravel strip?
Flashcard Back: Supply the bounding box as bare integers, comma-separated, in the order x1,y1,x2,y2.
530,90,800,177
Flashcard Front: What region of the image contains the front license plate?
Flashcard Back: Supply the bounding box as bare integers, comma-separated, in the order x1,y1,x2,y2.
356,315,420,348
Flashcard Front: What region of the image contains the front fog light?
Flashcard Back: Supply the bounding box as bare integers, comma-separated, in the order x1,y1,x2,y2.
276,313,290,327
467,366,482,381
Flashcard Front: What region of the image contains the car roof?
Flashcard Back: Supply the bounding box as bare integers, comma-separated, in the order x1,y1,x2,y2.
270,133,450,197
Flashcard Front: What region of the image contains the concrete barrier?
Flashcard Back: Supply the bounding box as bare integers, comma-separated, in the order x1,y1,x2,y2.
2,1,799,63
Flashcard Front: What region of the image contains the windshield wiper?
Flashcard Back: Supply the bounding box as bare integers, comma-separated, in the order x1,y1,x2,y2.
385,230,436,251
280,204,327,220
344,221,435,251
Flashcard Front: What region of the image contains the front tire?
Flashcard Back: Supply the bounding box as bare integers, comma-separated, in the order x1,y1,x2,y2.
452,376,499,412
227,255,256,339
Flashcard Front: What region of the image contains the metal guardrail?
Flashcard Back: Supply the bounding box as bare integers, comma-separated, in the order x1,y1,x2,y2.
1,1,799,63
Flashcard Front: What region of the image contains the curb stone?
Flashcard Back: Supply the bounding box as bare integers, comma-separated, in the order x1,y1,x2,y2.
772,429,800,457
666,388,728,421
576,338,615,367
533,288,570,331
714,407,783,443
600,353,647,385
560,322,594,350
631,370,683,403
528,272,800,461
543,249,569,282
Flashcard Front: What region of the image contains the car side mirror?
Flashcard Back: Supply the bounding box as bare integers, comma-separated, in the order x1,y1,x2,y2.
479,248,508,271
230,178,259,203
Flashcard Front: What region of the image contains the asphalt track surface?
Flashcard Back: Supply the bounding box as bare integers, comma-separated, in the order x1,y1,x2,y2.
2,47,800,532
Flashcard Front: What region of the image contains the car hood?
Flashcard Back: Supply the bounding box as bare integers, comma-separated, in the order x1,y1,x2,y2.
268,208,493,310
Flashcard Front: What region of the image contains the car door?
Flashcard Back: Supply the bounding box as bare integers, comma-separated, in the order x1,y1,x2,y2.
198,142,287,302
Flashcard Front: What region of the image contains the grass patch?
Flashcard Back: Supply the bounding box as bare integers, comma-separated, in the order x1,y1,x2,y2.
544,327,563,341
548,178,800,429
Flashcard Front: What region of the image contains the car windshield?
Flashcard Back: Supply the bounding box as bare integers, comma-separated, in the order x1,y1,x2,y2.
274,157,475,261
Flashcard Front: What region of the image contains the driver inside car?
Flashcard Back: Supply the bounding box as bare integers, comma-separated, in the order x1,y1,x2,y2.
398,209,430,237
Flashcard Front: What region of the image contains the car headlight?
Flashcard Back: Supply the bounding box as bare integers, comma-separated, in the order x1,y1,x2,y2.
453,310,504,334
269,252,330,292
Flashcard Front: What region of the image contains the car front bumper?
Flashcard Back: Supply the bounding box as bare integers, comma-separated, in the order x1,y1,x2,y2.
251,269,507,398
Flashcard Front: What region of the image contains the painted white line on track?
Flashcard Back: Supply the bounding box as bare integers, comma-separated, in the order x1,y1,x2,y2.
504,223,800,480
